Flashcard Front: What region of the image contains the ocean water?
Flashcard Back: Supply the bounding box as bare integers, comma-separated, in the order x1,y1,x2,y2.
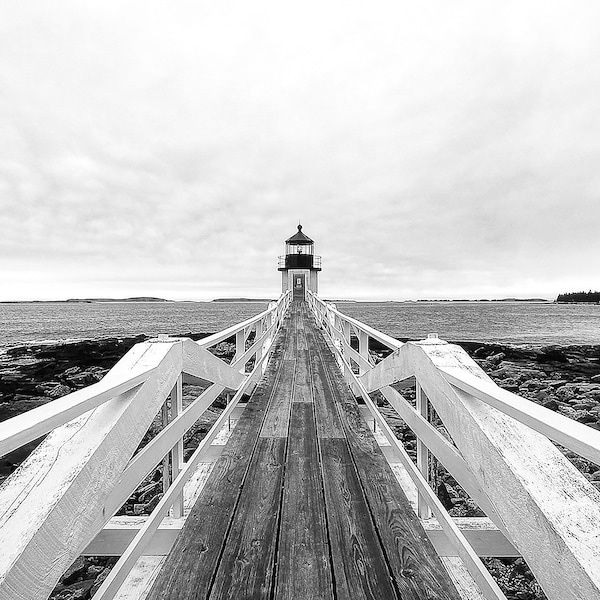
0,300,599,348
335,301,600,345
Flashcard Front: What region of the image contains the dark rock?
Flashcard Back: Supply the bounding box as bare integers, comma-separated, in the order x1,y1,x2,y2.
66,371,103,387
61,556,88,585
47,384,73,399
63,366,81,377
85,565,105,578
436,481,454,510
572,402,596,410
538,346,568,363
488,352,506,365
541,398,559,411
499,378,520,392
52,579,95,599
556,386,576,401
90,568,111,597
137,480,161,503
144,493,163,513
576,411,597,424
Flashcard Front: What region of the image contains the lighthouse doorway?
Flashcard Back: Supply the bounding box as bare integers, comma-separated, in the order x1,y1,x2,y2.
293,274,305,300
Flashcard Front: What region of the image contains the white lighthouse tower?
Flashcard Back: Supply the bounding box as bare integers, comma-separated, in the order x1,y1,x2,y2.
278,224,322,300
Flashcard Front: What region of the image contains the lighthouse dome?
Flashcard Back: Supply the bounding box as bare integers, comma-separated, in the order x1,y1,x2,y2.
285,224,313,245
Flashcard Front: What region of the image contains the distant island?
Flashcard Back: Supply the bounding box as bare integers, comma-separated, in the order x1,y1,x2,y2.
212,298,274,302
66,297,173,303
410,298,549,303
556,291,600,304
0,297,173,304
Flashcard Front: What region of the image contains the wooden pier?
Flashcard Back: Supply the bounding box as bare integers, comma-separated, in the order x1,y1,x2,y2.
1,289,600,600
146,301,459,599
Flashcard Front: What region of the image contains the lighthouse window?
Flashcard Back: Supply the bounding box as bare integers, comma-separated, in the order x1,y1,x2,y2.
297,278,301,285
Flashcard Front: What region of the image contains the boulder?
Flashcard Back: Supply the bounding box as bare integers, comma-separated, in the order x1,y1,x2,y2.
90,568,111,597
61,556,88,585
541,398,559,411
47,384,73,399
52,580,95,599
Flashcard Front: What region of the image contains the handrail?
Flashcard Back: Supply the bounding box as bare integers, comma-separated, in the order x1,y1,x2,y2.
0,289,292,600
0,291,291,461
196,305,274,349
0,366,155,458
308,290,402,350
93,338,277,599
442,368,600,467
306,290,600,600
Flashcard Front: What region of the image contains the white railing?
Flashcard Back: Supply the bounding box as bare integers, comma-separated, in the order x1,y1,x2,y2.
0,291,292,600
306,290,600,600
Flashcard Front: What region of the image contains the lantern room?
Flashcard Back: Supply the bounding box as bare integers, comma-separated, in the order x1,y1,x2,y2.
278,224,321,299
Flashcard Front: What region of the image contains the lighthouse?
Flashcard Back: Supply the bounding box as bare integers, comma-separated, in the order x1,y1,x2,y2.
278,224,322,299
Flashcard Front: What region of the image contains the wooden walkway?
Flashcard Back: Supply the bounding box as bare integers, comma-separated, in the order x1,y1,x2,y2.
147,301,460,600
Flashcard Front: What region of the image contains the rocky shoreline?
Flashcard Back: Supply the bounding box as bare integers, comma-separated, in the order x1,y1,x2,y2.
1,335,599,599
2,335,599,485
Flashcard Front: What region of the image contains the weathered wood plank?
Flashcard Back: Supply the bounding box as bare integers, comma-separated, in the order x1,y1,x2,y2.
275,402,334,599
309,323,462,600
114,556,166,600
209,437,286,600
310,349,345,439
283,304,298,359
145,330,288,600
292,354,312,403
319,438,397,600
260,359,295,437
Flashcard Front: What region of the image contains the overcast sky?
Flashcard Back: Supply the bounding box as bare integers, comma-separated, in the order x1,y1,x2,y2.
1,1,599,301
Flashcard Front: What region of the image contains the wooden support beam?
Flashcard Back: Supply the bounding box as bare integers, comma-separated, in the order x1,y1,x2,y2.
318,332,506,599
363,338,600,600
416,383,432,519
169,376,184,518
0,363,155,459
0,341,182,600
98,384,225,523
181,339,245,390
83,515,519,559
358,330,369,376
378,386,509,536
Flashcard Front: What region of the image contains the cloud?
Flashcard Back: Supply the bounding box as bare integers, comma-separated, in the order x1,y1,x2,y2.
1,1,600,300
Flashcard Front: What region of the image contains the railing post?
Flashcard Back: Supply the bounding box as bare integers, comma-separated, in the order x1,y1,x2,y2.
170,375,184,517
358,330,369,375
235,330,245,372
161,402,170,495
342,321,351,346
416,382,432,519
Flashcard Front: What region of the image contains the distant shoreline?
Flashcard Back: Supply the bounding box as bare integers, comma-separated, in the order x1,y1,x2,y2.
0,297,174,304
211,298,274,302
5,297,597,305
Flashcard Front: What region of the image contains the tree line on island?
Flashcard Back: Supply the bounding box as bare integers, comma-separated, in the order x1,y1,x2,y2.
556,291,600,303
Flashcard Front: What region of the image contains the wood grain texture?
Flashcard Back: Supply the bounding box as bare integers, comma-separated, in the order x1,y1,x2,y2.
140,302,463,600
366,339,600,600
319,438,397,600
0,342,182,600
310,349,345,439
275,402,334,600
209,437,286,600
260,359,295,437
308,321,462,600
